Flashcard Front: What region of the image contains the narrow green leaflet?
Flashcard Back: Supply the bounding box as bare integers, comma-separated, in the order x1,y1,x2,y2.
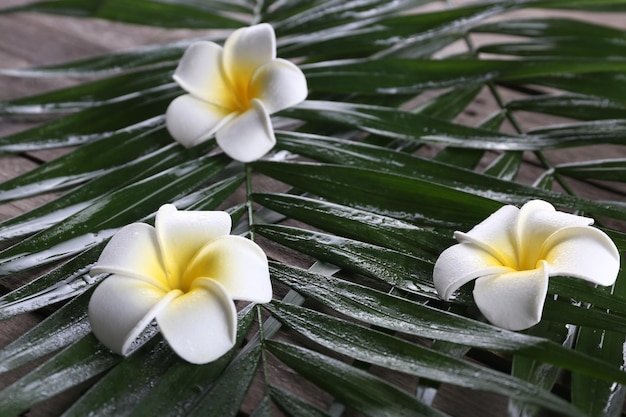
66,306,255,417
478,39,626,60
0,0,249,28
257,224,438,298
274,132,626,223
253,159,502,229
122,306,253,417
506,94,626,121
0,243,103,320
186,345,261,417
258,0,317,22
267,340,451,417
571,268,626,417
284,100,626,150
571,302,626,416
529,119,626,148
474,17,626,39
0,65,176,114
277,4,504,60
249,396,271,417
520,73,626,106
0,89,178,153
433,109,506,168
270,0,421,34
414,84,484,120
556,159,626,183
253,192,452,256
269,262,626,384
362,84,484,152
0,154,229,277
267,301,587,417
542,300,626,334
0,38,201,77
61,336,180,417
270,385,333,417
0,288,93,373
509,321,576,417
302,58,626,95
549,273,626,316
483,151,523,180
520,0,626,10
177,175,246,212
0,334,120,417
473,17,626,61
0,125,172,203
0,141,206,241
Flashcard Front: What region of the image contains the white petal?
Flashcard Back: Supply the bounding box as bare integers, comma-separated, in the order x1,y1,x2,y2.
433,242,513,300
166,94,235,148
88,275,178,355
516,200,593,270
542,226,620,286
215,99,276,162
223,23,276,88
250,58,308,114
155,204,232,289
473,261,549,331
156,279,237,364
90,223,169,291
172,41,235,108
184,235,272,303
454,204,519,268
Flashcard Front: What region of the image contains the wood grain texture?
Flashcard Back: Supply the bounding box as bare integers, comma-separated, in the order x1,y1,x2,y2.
0,2,625,417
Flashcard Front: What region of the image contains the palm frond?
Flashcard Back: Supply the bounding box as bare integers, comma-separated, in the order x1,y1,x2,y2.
1,1,626,416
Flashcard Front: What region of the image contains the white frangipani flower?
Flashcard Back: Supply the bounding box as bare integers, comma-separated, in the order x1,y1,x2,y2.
433,200,620,331
165,23,308,163
88,204,272,364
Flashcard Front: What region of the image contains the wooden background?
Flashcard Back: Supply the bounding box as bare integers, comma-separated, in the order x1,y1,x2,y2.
0,1,625,416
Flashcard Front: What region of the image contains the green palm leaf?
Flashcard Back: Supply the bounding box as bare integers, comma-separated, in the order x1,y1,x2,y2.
1,0,626,416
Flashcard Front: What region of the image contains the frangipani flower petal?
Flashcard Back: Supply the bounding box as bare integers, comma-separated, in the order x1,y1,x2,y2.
171,41,233,107
184,235,272,303
156,279,236,364
433,242,514,300
88,275,178,355
90,223,168,291
155,204,232,288
215,99,275,162
543,226,620,286
166,23,307,162
165,94,235,148
516,200,592,270
473,261,549,331
251,59,308,114
454,204,518,268
223,23,276,88
434,199,620,331
89,204,272,364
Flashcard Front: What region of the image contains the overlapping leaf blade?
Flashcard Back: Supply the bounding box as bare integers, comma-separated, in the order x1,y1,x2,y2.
0,0,249,28
0,0,626,416
0,153,229,277
267,340,452,417
266,301,586,417
0,334,121,417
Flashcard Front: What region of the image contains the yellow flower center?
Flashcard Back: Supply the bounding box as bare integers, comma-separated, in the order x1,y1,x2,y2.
223,68,259,113
501,241,542,272
162,244,219,294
